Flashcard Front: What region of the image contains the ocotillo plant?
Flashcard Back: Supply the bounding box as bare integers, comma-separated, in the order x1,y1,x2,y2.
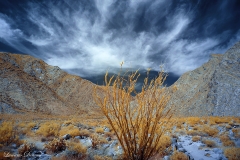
93,67,177,160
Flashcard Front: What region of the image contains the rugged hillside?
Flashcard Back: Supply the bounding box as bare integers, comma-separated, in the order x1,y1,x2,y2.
0,53,102,115
168,42,240,116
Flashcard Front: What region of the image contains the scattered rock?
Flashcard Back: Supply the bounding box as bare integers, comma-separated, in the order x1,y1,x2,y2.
62,134,71,140
106,137,111,141
104,127,110,132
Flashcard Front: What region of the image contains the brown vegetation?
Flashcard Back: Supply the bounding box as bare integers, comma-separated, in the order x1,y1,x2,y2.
224,147,240,160
94,68,177,160
36,121,60,137
44,138,66,153
0,121,19,146
192,136,201,142
59,124,80,137
202,139,216,148
170,151,189,160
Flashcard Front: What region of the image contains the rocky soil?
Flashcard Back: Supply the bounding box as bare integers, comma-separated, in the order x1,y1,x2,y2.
0,117,239,160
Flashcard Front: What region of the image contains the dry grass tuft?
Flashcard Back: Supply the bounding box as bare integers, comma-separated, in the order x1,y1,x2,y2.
90,134,108,149
232,128,240,138
201,125,219,137
94,155,113,160
202,139,216,148
187,130,205,136
66,139,87,158
220,135,235,147
187,117,200,126
59,124,80,137
224,147,240,160
79,129,91,137
95,127,104,134
170,151,189,160
192,136,201,142
44,138,66,153
0,121,19,146
36,121,60,137
156,135,172,156
18,142,34,156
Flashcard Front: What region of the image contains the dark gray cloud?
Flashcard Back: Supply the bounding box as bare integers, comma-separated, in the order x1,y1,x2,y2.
0,0,239,78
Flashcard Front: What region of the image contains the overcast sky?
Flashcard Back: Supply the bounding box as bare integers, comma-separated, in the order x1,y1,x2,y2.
0,0,240,78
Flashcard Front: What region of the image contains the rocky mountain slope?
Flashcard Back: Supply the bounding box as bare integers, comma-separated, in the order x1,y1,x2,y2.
0,53,102,115
1,42,239,117
168,42,240,116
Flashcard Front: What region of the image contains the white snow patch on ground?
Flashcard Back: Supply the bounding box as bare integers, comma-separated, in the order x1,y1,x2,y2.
178,136,227,160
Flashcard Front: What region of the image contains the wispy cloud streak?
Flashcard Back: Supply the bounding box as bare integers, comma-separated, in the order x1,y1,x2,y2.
0,0,239,77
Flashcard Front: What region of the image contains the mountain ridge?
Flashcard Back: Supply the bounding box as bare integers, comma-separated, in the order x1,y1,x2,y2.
168,42,240,116
0,41,239,116
0,52,102,115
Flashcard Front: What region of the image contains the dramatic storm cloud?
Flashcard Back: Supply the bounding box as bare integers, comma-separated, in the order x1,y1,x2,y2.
0,0,240,78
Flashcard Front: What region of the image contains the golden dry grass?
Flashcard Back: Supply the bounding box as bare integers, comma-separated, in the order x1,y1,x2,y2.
170,151,188,160
94,155,113,160
90,134,108,149
44,138,66,153
36,121,60,137
0,121,19,146
224,147,240,160
18,142,33,156
199,125,219,137
219,135,235,147
156,135,172,156
232,128,240,138
59,124,80,137
192,136,201,142
79,129,91,137
95,127,104,134
202,139,216,148
66,139,87,157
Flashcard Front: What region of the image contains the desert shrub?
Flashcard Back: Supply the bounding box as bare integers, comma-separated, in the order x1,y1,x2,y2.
104,132,114,138
202,139,216,148
214,117,231,124
44,138,66,153
224,147,240,160
201,125,218,137
17,121,37,136
187,130,205,136
95,127,104,134
176,122,183,129
79,129,91,137
18,142,34,156
90,134,108,149
94,68,177,160
192,126,199,131
232,128,240,138
36,121,60,137
0,121,18,145
225,124,232,129
66,139,87,159
26,122,37,129
220,135,235,147
170,151,188,160
63,120,72,126
192,136,201,142
59,124,80,137
187,117,200,126
156,135,172,155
